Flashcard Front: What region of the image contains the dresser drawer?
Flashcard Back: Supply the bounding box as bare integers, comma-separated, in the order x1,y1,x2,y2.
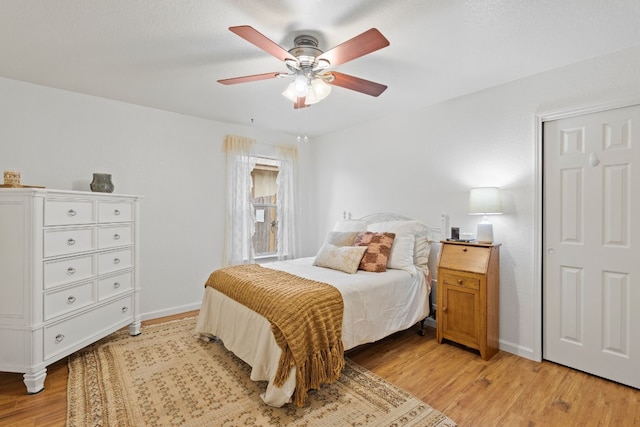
44,281,95,320
44,254,95,289
98,248,133,275
44,199,94,226
98,271,133,300
439,244,490,273
98,202,133,223
440,271,481,290
43,295,133,360
43,227,95,258
98,225,133,249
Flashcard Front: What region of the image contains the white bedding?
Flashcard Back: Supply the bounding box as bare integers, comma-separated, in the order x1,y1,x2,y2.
195,256,430,407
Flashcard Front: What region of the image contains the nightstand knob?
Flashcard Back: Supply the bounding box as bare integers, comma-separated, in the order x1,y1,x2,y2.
457,279,463,284
442,306,448,313
463,248,468,252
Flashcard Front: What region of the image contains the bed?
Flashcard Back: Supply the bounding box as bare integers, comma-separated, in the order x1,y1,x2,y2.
195,213,436,407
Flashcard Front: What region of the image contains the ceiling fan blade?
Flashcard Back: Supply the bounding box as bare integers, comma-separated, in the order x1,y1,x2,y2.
218,72,281,85
317,28,389,67
294,97,309,109
326,71,387,97
229,25,297,62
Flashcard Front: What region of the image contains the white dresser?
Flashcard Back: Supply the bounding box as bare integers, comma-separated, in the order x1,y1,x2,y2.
0,189,142,393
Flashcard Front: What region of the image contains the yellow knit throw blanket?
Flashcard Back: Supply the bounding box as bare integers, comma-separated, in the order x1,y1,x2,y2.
205,264,345,407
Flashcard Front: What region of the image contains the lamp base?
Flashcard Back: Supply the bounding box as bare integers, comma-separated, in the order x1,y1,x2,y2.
476,223,494,244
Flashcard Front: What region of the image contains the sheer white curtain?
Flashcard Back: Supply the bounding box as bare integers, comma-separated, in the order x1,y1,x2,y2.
275,144,299,260
222,135,256,266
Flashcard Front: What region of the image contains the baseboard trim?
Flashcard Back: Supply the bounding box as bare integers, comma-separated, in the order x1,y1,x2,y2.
141,302,201,321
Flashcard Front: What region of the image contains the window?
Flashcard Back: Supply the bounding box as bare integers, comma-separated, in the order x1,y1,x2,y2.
223,135,298,266
251,159,279,258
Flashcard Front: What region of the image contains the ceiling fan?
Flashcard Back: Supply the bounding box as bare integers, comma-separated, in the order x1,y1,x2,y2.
218,25,390,109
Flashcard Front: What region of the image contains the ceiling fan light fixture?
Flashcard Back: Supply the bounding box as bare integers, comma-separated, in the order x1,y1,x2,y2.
305,79,332,105
292,75,309,96
281,82,296,102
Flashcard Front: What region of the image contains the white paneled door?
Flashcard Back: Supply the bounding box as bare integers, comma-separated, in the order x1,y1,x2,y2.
543,104,640,389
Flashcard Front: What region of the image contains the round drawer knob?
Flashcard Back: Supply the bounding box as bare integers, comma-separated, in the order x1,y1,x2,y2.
457,279,463,284
114,282,121,289
121,306,128,313
67,238,76,246
462,248,468,252
114,209,121,216
442,307,448,313
67,209,77,217
67,296,76,304
55,334,65,343
113,258,121,264
113,234,121,240
67,267,76,275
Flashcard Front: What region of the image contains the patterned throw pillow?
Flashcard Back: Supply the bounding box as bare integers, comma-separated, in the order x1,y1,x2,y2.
353,232,396,272
313,243,368,274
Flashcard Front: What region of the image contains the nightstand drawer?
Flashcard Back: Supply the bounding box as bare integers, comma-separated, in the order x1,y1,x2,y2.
440,272,480,290
44,199,94,226
439,244,490,273
44,227,95,258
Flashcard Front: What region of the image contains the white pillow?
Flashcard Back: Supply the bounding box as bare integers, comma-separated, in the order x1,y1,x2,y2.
367,220,422,235
313,243,368,274
333,220,367,232
324,231,358,246
386,233,416,274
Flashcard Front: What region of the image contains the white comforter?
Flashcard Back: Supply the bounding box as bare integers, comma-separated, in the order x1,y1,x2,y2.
195,257,429,407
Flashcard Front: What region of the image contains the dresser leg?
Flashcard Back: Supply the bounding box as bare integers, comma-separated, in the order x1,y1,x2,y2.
23,369,47,394
129,320,142,336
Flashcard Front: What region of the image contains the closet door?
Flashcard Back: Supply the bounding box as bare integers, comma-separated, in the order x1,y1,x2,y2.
543,104,640,388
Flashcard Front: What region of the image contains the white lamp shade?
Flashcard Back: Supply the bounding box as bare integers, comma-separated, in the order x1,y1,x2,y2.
469,187,503,215
304,79,332,105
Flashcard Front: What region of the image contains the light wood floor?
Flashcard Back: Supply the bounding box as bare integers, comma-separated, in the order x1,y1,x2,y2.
1,311,639,426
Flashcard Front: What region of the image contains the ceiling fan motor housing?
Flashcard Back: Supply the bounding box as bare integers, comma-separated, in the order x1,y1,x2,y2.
289,35,323,70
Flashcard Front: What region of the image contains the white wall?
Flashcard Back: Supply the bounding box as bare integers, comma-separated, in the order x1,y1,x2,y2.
0,77,309,319
3,42,640,360
309,44,640,360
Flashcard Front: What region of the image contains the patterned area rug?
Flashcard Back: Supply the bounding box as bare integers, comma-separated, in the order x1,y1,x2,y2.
67,317,456,426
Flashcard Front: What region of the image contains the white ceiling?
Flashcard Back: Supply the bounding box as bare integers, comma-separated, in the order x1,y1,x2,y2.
2,0,640,137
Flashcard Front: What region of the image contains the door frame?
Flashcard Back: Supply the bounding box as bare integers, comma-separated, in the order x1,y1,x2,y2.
533,95,640,362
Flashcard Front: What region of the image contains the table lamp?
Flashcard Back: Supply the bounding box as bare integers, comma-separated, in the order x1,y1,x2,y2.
469,187,503,243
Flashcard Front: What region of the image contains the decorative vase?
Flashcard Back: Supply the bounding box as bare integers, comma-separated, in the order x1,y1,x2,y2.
90,173,114,193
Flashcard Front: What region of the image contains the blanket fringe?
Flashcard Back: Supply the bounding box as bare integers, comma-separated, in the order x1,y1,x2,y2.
273,333,345,407
292,342,345,407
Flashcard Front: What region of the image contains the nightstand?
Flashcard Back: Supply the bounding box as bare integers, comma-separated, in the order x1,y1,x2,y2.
436,240,500,360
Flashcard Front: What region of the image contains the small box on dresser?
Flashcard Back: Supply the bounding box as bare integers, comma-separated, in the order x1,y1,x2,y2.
0,189,142,393
436,240,500,360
